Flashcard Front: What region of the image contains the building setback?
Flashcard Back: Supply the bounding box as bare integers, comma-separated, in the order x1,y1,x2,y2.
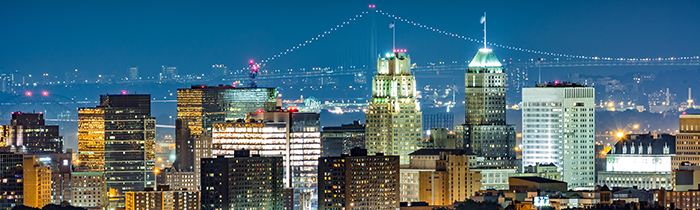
318,148,400,210
200,151,283,210
522,83,595,190
365,51,423,165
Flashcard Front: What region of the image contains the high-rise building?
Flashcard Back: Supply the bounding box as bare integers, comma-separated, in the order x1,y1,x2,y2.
522,82,595,190
211,109,320,209
418,153,481,205
125,186,200,210
674,114,700,169
365,51,422,165
23,156,51,208
321,121,365,157
78,94,156,201
174,85,277,183
129,66,138,80
70,172,104,208
0,112,63,154
201,151,283,210
318,148,400,210
422,113,454,133
463,48,517,168
211,64,228,76
0,152,24,209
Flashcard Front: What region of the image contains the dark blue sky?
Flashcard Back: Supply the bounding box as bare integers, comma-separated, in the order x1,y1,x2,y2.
1,0,699,78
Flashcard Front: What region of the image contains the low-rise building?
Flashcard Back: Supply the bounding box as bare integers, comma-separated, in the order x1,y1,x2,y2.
157,167,198,190
70,172,104,208
419,154,481,205
125,186,200,210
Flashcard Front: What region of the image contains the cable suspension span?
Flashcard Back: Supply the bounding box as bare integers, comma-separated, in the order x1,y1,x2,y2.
249,6,698,71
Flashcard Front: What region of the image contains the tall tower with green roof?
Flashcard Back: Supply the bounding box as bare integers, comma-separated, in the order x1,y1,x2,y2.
462,48,518,169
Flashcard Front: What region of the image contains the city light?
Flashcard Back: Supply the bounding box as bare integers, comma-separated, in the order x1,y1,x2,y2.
42,91,48,96
25,91,32,96
616,132,624,138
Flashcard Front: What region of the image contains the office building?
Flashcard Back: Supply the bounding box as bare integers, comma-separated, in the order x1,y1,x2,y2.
201,151,283,210
211,109,320,208
654,189,700,210
0,112,63,154
419,153,482,205
78,94,156,201
318,148,400,210
365,51,422,165
321,121,365,157
157,167,198,191
597,133,674,190
426,128,456,149
174,85,276,182
48,150,74,204
125,186,200,210
674,114,700,169
129,66,138,80
70,172,104,208
422,113,454,133
522,82,595,190
23,156,51,208
0,152,24,209
463,48,517,168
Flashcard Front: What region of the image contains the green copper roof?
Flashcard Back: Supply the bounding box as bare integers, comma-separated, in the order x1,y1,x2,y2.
468,48,502,67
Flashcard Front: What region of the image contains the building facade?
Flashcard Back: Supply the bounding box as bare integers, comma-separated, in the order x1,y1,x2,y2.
318,148,400,210
0,152,24,209
157,167,198,191
365,51,422,165
522,83,596,190
23,156,51,208
419,154,482,205
125,187,200,210
321,121,365,157
174,85,277,186
674,114,700,169
211,110,320,209
77,94,156,203
463,48,517,168
0,112,63,154
597,133,675,190
70,172,105,208
200,152,283,210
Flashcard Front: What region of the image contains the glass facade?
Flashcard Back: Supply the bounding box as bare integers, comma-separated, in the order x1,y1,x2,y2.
78,107,105,172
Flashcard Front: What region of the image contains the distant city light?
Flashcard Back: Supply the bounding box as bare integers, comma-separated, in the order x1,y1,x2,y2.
42,91,48,96
25,91,32,96
121,90,127,95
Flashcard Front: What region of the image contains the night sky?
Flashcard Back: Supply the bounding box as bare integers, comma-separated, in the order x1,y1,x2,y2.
1,1,699,77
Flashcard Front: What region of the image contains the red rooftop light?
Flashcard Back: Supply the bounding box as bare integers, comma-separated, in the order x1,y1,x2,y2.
42,91,48,96
25,91,32,96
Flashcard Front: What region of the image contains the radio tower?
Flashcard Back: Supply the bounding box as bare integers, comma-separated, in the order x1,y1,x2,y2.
248,60,258,88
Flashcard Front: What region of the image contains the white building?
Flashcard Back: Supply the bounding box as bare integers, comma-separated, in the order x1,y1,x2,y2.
211,110,321,209
522,83,595,190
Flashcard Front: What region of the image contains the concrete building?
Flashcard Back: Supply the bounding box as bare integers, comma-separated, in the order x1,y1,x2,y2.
463,48,518,169
522,82,595,190
473,168,517,190
174,85,277,188
419,153,481,205
321,121,365,157
125,186,200,210
0,112,63,154
522,163,561,181
201,151,283,210
0,152,24,209
400,149,476,202
77,94,156,207
157,167,198,191
70,172,104,208
211,109,320,208
674,114,700,169
23,156,51,208
318,148,400,210
365,51,422,165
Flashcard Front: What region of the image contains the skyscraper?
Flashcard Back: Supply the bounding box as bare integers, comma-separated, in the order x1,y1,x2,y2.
463,48,517,168
0,112,63,154
174,85,277,186
201,151,283,210
211,109,320,209
78,94,156,200
321,120,365,157
522,82,595,190
318,148,400,210
365,51,422,165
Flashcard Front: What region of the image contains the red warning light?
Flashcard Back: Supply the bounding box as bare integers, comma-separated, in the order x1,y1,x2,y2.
121,90,127,95
42,91,48,96
287,106,298,112
252,65,258,71
249,60,254,64
25,91,32,96
256,109,263,114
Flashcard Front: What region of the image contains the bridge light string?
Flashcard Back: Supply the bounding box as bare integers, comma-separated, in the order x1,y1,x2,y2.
374,9,699,62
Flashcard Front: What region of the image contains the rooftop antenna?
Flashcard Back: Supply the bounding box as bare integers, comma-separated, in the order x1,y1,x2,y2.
481,12,487,49
390,20,396,51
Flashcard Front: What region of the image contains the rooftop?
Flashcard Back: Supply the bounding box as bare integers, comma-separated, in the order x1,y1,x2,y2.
468,48,502,68
510,176,566,184
409,149,475,156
